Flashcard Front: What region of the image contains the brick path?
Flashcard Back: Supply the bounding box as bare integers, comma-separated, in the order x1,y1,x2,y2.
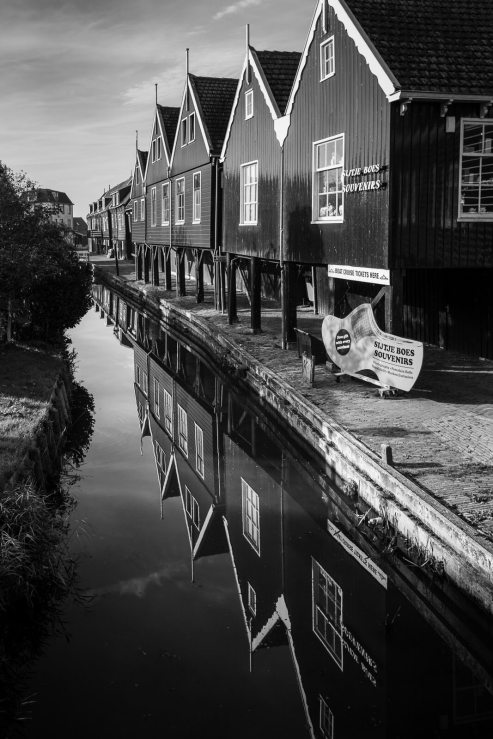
93,258,493,543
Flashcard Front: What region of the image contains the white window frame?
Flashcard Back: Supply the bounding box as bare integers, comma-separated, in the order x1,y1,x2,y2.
150,186,157,227
161,182,170,225
189,112,195,143
193,171,201,223
185,486,200,530
194,423,204,478
133,201,138,222
175,178,185,224
247,582,256,615
155,441,166,472
164,389,173,436
245,89,254,120
135,167,140,185
153,377,160,417
181,118,187,147
312,134,344,223
177,403,188,456
320,37,335,81
312,558,343,669
140,197,145,221
319,696,334,739
241,478,260,555
240,160,258,225
459,118,493,221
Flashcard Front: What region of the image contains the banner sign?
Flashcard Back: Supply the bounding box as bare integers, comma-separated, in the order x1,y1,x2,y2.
328,264,390,285
322,303,423,392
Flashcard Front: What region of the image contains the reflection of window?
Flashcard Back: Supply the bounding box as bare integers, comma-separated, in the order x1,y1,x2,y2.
135,365,148,394
195,423,204,477
319,696,334,738
177,404,188,456
176,178,185,223
161,183,170,225
240,161,258,224
459,119,493,220
242,479,260,554
312,559,343,668
153,377,160,417
313,135,344,222
320,37,335,80
151,187,156,226
155,441,166,472
164,389,173,436
245,89,253,119
185,486,200,529
247,582,256,615
193,172,201,223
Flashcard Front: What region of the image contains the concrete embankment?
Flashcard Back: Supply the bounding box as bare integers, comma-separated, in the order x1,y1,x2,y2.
94,265,493,617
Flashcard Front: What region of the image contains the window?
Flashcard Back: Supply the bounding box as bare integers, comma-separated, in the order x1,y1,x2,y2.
312,559,343,668
177,404,188,456
459,119,493,219
164,389,173,436
140,197,145,221
241,479,260,554
175,178,185,223
313,135,344,222
240,161,258,224
185,486,200,530
135,167,140,185
247,582,256,615
135,365,148,394
189,112,195,143
245,89,254,119
118,213,123,230
152,136,162,162
319,697,334,739
195,423,204,477
153,377,160,417
181,118,187,146
151,186,157,226
320,37,335,80
161,183,170,225
155,441,166,472
193,172,201,223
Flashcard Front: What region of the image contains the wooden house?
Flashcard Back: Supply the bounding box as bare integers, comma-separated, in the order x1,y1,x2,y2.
221,40,301,331
281,0,493,356
169,67,237,305
130,148,148,276
106,177,132,259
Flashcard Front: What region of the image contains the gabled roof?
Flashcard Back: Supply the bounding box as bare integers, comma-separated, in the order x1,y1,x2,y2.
106,176,132,197
253,50,301,115
131,149,148,198
73,217,87,233
157,104,180,154
35,188,73,206
189,75,238,154
344,0,493,97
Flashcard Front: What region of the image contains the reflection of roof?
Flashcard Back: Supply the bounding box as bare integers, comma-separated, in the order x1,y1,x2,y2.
157,105,180,152
254,50,301,114
345,0,493,95
36,188,73,206
190,75,238,153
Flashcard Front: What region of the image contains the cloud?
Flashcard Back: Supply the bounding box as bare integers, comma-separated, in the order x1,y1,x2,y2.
213,0,262,21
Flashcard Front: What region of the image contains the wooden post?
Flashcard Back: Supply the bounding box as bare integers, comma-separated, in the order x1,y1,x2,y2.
143,245,150,284
152,246,160,286
195,250,204,303
327,275,335,316
165,247,172,290
136,244,142,280
311,266,319,315
385,269,403,335
251,256,261,333
176,249,186,297
281,261,297,347
228,254,238,324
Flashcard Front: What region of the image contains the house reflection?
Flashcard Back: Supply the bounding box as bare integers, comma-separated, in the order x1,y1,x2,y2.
93,285,493,739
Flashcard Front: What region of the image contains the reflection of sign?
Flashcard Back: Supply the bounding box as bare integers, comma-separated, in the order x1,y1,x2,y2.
322,304,423,392
328,264,390,285
327,519,387,588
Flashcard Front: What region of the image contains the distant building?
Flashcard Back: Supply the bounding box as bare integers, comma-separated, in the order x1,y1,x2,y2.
34,188,74,231
73,217,88,248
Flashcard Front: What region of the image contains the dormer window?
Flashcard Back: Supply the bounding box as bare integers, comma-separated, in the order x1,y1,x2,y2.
245,89,254,120
189,113,195,143
181,118,187,147
320,37,335,80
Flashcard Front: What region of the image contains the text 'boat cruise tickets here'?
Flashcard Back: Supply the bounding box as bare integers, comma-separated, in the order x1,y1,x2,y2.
322,304,423,392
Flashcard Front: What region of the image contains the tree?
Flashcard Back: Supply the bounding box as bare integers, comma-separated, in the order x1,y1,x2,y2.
0,162,92,342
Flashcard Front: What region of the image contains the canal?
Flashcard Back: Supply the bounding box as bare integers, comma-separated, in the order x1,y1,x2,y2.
24,288,493,738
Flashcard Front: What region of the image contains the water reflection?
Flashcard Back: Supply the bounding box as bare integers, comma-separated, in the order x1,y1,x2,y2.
92,282,493,738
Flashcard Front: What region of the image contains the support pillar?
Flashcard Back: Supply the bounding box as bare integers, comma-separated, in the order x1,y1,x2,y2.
195,250,204,303
227,254,238,324
165,247,172,291
176,249,186,297
143,246,150,284
152,246,160,286
281,261,297,348
136,245,142,281
250,256,261,333
327,275,336,316
384,269,403,335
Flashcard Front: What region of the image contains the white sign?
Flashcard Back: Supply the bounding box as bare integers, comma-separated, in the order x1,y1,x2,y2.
328,264,390,285
322,303,423,392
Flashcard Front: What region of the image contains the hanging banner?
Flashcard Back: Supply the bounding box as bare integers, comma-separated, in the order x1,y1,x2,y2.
322,304,423,392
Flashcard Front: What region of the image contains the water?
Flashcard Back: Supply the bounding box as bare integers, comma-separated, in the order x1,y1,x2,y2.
22,293,493,739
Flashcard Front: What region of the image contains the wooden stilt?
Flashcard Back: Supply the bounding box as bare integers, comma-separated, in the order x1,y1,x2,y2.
251,256,261,333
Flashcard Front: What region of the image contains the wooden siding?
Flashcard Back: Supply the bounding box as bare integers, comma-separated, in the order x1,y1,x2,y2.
390,102,493,268
145,179,172,246
130,198,146,242
171,164,214,250
222,72,282,259
174,384,216,493
283,7,390,267
171,91,210,175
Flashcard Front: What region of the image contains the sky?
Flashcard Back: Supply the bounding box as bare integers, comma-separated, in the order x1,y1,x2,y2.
0,0,312,217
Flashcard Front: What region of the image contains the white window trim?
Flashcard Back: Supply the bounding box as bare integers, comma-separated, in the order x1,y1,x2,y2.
175,177,185,224
153,377,160,417
140,197,145,221
245,89,254,120
194,422,204,478
312,558,343,670
150,186,157,227
320,36,335,81
189,112,196,143
241,478,260,555
247,582,256,615
192,171,201,224
164,389,173,437
312,134,344,224
185,486,200,530
155,441,166,472
240,160,258,226
177,403,188,457
181,118,187,147
133,201,138,222
319,696,335,739
458,117,493,221
161,182,170,226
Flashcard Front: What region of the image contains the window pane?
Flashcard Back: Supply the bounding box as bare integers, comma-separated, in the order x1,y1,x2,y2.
463,124,483,153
